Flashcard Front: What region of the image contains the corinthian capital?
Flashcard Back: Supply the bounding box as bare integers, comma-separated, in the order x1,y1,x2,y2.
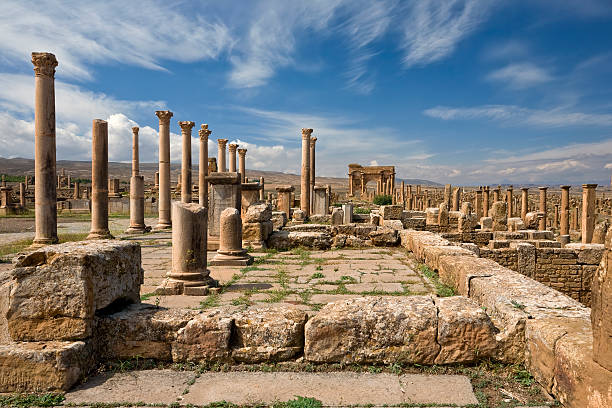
310,136,317,146
132,126,139,135
238,148,247,157
228,143,238,152
31,52,58,78
155,110,173,124
178,121,195,133
199,124,212,139
217,139,228,147
301,128,313,138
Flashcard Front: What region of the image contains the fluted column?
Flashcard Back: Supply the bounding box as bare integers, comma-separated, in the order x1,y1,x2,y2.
560,185,570,236
155,110,173,230
217,139,228,172
32,52,59,246
179,121,194,203
228,143,238,173
301,128,312,216
87,119,113,239
131,127,139,177
199,124,211,207
238,148,247,183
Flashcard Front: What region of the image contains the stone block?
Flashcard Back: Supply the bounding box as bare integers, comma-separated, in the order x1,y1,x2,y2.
382,219,404,230
172,309,234,363
592,249,612,371
243,203,272,223
422,245,475,272
232,306,307,363
527,230,554,240
425,208,439,225
267,231,290,250
95,304,198,361
402,217,426,230
4,241,142,342
369,227,399,246
270,211,287,230
489,240,510,249
304,297,439,364
0,341,94,392
480,217,493,231
331,207,344,225
288,231,332,249
508,217,525,232
565,243,604,265
243,221,273,243
380,205,403,220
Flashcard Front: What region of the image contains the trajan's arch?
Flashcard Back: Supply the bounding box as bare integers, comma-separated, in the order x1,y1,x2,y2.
348,164,395,196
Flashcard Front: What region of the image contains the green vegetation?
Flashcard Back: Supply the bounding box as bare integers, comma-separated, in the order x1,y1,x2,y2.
0,174,27,183
272,396,322,408
199,292,220,309
310,271,324,279
417,263,456,297
353,207,371,214
373,194,392,205
0,232,89,262
0,393,65,407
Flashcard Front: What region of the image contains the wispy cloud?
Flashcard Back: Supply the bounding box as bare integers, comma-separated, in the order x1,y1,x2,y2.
402,0,495,67
424,104,612,127
486,62,554,88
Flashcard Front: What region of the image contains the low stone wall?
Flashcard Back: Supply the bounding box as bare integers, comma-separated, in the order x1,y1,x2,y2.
400,229,612,408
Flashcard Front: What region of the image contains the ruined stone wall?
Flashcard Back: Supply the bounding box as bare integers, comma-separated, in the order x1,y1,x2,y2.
442,231,493,246
479,248,518,271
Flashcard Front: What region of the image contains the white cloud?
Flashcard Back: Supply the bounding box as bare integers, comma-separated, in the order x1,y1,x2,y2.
0,0,233,81
402,0,495,67
424,104,612,127
487,62,554,88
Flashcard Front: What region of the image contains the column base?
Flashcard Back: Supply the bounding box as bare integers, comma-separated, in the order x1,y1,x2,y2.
207,235,220,251
210,250,253,266
153,222,172,231
125,225,151,234
29,236,59,250
86,230,114,240
154,274,217,296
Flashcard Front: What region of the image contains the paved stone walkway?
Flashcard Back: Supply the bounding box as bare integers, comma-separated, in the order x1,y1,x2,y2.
134,233,434,313
64,370,479,406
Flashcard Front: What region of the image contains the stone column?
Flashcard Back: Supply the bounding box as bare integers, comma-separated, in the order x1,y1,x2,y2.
228,143,238,173
73,181,80,199
259,176,265,201
539,187,548,230
493,187,500,202
32,52,59,246
210,207,253,266
157,202,215,295
217,139,228,172
571,206,579,231
348,172,354,196
126,126,148,234
582,184,597,244
444,184,451,208
560,185,570,236
475,189,483,219
19,182,26,207
179,121,195,204
155,110,173,230
238,148,247,183
554,204,559,229
310,136,317,212
452,187,460,212
87,119,113,240
521,188,529,221
301,128,312,216
198,124,211,207
276,185,294,217
506,186,513,218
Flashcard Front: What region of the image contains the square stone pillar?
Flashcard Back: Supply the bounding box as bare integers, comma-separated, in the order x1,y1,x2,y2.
342,203,353,224
313,186,328,215
275,185,294,218
207,172,241,250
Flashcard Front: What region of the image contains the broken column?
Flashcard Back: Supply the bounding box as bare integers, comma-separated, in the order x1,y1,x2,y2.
276,185,294,218
217,139,228,172
475,189,483,219
32,52,59,246
452,187,460,211
259,176,265,201
179,121,194,203
158,201,215,295
155,110,173,230
506,186,513,219
521,187,529,221
560,185,570,237
539,187,548,230
301,128,312,217
582,183,597,244
198,124,211,207
238,148,247,183
491,201,508,231
210,207,253,266
87,119,113,240
126,126,148,234
73,181,80,199
228,143,238,173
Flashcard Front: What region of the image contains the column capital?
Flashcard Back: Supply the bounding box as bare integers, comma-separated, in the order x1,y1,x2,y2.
301,128,313,139
583,183,598,189
560,185,571,190
228,143,238,152
521,187,529,191
238,148,247,157
178,121,195,133
217,138,228,147
199,124,211,139
31,52,58,78
155,110,173,124
131,126,139,135
539,186,548,191
310,136,317,146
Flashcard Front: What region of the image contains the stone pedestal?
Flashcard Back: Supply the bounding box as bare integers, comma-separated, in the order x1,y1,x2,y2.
342,203,353,224
155,110,173,230
313,186,329,215
87,119,113,240
210,207,253,266
32,52,59,246
582,184,597,244
157,202,215,295
275,185,294,218
207,172,241,250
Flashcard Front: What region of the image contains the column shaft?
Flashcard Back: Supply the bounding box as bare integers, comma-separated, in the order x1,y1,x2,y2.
301,129,312,216
179,121,194,203
560,186,570,236
87,119,112,239
155,110,173,229
199,124,211,207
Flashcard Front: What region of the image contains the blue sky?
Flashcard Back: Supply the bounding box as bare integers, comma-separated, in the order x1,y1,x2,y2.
1,0,612,185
